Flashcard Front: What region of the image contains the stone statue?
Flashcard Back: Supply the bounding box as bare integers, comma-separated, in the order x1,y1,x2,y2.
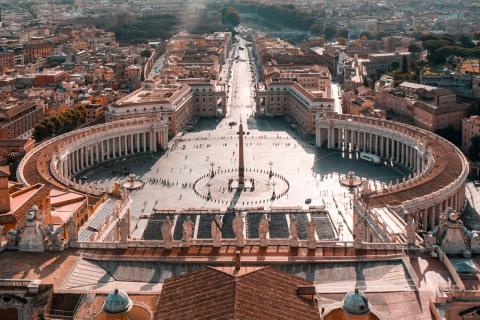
182,216,194,243
6,228,19,250
424,232,436,249
406,215,417,246
18,206,46,252
470,231,479,251
307,219,316,249
258,214,269,247
423,207,480,256
118,217,129,242
161,216,173,249
66,216,78,243
211,215,222,247
362,180,371,195
47,226,65,251
290,215,299,247
233,212,245,247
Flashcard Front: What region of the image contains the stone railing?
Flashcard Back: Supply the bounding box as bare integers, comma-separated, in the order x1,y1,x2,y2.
17,117,167,192
71,239,410,252
0,279,36,288
316,112,469,212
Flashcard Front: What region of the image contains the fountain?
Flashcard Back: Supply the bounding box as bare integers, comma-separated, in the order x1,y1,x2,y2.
340,171,362,188
122,173,144,191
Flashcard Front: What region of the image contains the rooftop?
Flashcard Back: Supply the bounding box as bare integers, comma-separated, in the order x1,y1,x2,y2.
154,266,320,320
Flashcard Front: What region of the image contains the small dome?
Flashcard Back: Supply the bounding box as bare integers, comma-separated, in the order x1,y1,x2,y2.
343,288,369,315
103,289,132,314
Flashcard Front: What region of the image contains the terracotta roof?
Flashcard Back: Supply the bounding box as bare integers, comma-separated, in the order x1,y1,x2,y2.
154,267,320,320
0,183,50,225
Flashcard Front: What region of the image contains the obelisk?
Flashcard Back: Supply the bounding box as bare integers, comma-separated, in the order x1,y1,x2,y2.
238,122,245,186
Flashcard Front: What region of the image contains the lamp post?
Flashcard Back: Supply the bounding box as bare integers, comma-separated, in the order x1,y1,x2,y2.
207,182,212,200
210,161,215,177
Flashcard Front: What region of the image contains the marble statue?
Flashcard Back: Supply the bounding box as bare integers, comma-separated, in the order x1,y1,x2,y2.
258,214,269,247
66,216,78,243
470,231,479,251
118,217,129,242
424,207,480,256
290,215,299,247
6,228,19,250
182,216,194,243
233,212,245,247
211,215,222,247
406,215,418,246
307,219,316,249
47,225,65,251
161,216,173,249
362,180,371,195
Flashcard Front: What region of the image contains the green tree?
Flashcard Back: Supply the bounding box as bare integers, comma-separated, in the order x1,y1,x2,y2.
335,28,349,39
391,61,400,71
309,23,323,36
408,43,422,53
401,55,408,73
435,125,462,146
359,32,370,40
324,24,337,40
336,37,347,46
459,34,475,48
220,6,240,27
33,123,48,141
33,106,88,142
469,135,480,161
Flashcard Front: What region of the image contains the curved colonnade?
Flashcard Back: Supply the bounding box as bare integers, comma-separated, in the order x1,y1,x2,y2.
17,118,169,196
316,112,469,231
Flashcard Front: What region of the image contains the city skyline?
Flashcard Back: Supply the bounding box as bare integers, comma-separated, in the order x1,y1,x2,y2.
0,1,479,319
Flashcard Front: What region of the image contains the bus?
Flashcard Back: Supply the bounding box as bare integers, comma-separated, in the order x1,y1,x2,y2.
360,152,381,164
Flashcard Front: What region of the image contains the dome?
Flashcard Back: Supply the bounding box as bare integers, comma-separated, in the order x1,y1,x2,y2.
103,289,132,314
343,288,369,315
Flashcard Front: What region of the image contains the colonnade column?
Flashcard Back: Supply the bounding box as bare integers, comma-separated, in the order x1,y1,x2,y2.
136,133,140,152
143,133,147,152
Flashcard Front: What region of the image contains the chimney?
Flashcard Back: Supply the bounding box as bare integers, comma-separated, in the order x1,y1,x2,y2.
296,286,316,301
0,170,10,214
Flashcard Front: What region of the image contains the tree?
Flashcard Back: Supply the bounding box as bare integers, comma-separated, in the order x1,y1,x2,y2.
401,55,409,73
324,24,337,40
469,135,480,161
33,106,88,142
335,28,349,39
459,34,475,48
359,32,370,40
408,43,422,53
33,124,47,141
141,50,152,58
391,61,400,71
221,6,240,28
309,23,323,35
435,126,462,146
336,37,347,46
